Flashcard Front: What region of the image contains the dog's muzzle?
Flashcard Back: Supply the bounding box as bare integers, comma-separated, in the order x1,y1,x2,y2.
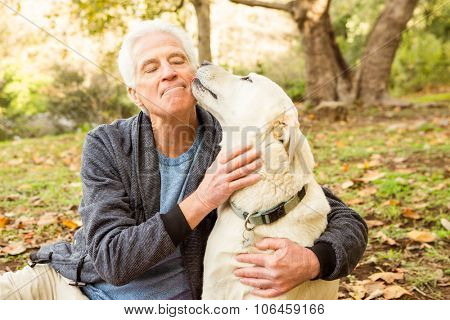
192,78,217,100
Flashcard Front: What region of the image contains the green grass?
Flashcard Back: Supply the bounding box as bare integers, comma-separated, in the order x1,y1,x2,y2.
0,102,449,299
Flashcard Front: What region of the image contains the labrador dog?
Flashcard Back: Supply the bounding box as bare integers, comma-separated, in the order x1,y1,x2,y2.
192,64,339,300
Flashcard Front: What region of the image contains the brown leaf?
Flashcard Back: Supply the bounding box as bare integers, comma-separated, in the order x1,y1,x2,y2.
5,194,21,201
407,230,437,243
366,220,384,228
341,180,354,189
0,216,9,228
441,218,450,231
37,212,59,226
342,163,349,172
7,158,23,166
356,171,385,183
402,208,421,220
2,242,26,255
369,272,404,284
376,231,398,246
383,285,411,300
381,199,399,207
348,284,366,300
31,154,45,164
357,186,378,197
62,219,79,230
347,198,364,205
365,288,384,300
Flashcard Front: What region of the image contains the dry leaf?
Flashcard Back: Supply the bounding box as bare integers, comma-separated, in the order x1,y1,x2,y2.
342,163,349,172
356,171,385,183
0,216,9,228
348,284,366,300
347,198,364,205
383,285,411,300
441,218,450,231
341,180,354,189
335,140,345,148
2,242,26,255
5,194,20,201
365,288,384,300
37,212,59,226
402,208,421,220
376,231,398,246
407,230,437,243
381,199,399,207
7,158,23,166
369,272,404,284
358,187,378,197
366,220,384,228
62,219,79,230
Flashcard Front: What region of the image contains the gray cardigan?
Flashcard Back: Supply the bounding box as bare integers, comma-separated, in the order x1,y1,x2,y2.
30,107,368,299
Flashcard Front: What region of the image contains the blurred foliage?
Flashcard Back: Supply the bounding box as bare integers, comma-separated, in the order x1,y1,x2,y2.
69,0,186,35
46,64,137,126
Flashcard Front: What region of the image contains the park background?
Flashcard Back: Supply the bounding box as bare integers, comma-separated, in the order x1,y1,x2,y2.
0,0,448,299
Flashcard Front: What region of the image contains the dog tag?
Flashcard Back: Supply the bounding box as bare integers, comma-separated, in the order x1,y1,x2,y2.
242,229,254,248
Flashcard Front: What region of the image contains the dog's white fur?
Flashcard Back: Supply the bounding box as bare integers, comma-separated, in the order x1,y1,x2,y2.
192,65,339,300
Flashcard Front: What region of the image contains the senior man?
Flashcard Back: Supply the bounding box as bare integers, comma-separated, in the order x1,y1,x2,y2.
0,20,367,300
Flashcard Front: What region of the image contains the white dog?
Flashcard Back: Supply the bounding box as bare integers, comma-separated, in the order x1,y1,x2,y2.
192,64,339,300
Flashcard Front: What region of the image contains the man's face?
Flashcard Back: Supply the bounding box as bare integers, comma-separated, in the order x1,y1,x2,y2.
131,32,196,119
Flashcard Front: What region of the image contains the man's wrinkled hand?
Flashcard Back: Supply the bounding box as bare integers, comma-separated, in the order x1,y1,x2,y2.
234,238,320,298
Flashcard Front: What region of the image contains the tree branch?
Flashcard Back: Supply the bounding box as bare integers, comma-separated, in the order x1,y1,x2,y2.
230,0,292,13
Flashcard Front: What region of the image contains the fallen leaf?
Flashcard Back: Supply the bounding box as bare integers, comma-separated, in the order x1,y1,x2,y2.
335,140,345,148
356,171,385,183
347,198,364,205
37,212,59,226
2,242,26,255
383,285,411,300
366,288,384,300
0,216,9,228
376,231,398,246
62,219,79,230
407,230,437,243
348,284,366,300
381,199,399,207
441,218,450,231
366,220,384,228
31,154,45,164
341,180,354,189
5,194,20,201
369,272,404,284
29,196,44,207
357,187,378,197
16,184,32,192
342,163,349,172
402,208,421,220
7,158,23,166
393,157,407,163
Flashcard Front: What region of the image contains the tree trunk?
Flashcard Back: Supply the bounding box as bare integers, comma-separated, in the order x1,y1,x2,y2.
292,1,352,104
230,0,419,106
191,0,212,63
357,0,419,104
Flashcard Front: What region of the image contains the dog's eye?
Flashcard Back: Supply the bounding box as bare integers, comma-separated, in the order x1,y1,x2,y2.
240,76,253,83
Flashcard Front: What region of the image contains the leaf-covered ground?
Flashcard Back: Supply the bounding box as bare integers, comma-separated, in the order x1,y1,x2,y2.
0,103,448,299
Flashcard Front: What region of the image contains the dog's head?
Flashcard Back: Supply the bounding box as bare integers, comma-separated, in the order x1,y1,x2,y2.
192,64,315,211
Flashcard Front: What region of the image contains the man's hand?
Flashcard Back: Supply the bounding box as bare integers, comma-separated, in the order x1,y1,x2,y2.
180,144,262,229
234,238,320,298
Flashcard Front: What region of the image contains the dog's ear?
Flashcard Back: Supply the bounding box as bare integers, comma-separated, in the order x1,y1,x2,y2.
273,108,315,178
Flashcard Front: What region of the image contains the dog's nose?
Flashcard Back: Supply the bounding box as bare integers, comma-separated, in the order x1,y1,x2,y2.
200,61,212,67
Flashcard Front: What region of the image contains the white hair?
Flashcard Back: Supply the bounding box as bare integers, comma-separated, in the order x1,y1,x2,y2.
117,20,198,89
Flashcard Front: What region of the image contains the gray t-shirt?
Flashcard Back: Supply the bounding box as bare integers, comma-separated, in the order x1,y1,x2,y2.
82,127,203,300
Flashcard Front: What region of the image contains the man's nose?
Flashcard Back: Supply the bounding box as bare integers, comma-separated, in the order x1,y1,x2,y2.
161,62,177,81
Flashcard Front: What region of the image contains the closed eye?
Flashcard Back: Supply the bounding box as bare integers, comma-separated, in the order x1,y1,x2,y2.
240,76,253,83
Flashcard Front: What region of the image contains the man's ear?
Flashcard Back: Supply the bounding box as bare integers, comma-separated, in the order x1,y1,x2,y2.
127,87,145,110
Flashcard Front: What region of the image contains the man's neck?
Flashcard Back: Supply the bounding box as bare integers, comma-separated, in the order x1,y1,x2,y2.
151,109,199,158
